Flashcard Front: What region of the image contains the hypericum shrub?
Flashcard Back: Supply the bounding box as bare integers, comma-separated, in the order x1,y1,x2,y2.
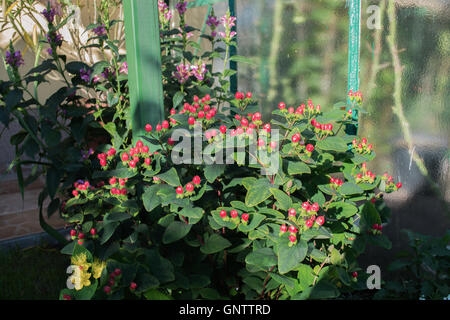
57,86,402,300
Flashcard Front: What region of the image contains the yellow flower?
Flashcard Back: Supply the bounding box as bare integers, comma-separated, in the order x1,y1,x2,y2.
92,259,106,279
69,266,92,291
71,253,92,271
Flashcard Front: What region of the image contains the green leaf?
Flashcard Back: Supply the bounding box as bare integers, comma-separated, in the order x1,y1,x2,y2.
204,164,226,183
143,289,173,300
270,188,292,211
179,206,204,219
142,185,161,212
340,182,363,195
156,168,181,187
200,234,232,254
360,202,381,230
135,273,160,294
100,222,119,245
317,136,348,152
245,248,277,268
104,211,131,223
173,91,185,108
162,221,192,244
4,89,23,112
328,202,358,218
301,227,332,241
278,236,308,274
46,167,60,199
245,179,273,207
286,161,311,175
238,213,266,232
270,273,296,289
74,281,97,300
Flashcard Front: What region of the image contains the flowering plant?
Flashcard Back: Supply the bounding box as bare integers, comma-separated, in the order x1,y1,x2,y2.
0,2,401,300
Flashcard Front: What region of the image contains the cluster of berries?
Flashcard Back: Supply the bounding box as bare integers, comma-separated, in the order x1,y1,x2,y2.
70,227,97,245
280,202,325,245
121,140,154,169
382,173,402,192
355,163,376,184
109,177,129,196
219,209,249,224
352,138,373,154
370,223,383,235
311,118,333,135
278,99,322,117
348,90,363,103
329,177,344,188
175,176,202,198
97,147,117,167
103,268,136,295
72,180,94,197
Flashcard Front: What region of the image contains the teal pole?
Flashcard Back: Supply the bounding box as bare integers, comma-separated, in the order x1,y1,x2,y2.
345,0,361,136
229,0,238,93
123,0,165,147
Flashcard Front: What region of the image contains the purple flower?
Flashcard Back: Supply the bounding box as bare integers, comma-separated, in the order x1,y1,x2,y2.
101,67,113,79
172,63,191,84
46,31,63,47
220,15,236,29
80,68,91,83
48,0,63,17
42,8,56,23
5,50,24,68
191,62,207,81
93,24,107,37
47,48,53,55
176,1,187,16
206,16,220,28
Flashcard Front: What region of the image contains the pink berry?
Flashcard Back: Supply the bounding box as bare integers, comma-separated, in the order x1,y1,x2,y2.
315,216,325,226
306,144,314,152
305,219,314,228
280,225,287,233
145,124,152,132
219,210,227,218
162,120,169,129
156,124,162,131
288,225,297,233
311,202,320,212
220,125,227,134
176,186,184,194
247,92,252,99
230,210,238,218
278,102,286,110
90,228,96,235
241,213,249,222
289,235,296,243
122,153,129,162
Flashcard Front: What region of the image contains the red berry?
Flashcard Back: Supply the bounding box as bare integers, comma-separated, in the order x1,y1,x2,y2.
63,294,72,300
122,153,129,162
257,139,265,147
315,216,325,226
114,268,122,276
305,219,314,228
70,229,77,237
145,158,151,165
289,235,297,243
129,160,136,168
193,95,199,102
219,210,227,218
278,102,286,110
188,116,195,125
142,146,149,153
396,182,402,189
120,188,127,195
136,140,143,148
77,239,84,245
100,159,107,167
291,133,301,143
145,124,152,132
311,202,320,212
156,124,162,131
252,112,261,121
103,286,111,294
280,225,287,233
185,183,194,192
352,272,358,278
235,92,242,100
192,176,201,185
270,141,277,149
168,138,175,146
246,92,252,98
130,282,137,291
230,210,238,218
241,213,249,222
72,190,78,197
288,208,296,217
170,108,176,115
78,232,85,240
90,228,96,235
288,107,294,114
306,144,314,152
288,225,297,233
108,279,115,286
176,186,184,194
162,120,169,129
241,118,249,127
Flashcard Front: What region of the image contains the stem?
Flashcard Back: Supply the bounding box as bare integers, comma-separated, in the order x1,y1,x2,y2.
386,1,447,214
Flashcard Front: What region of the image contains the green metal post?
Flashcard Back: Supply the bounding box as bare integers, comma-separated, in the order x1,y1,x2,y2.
345,0,361,136
123,0,164,146
228,0,238,93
